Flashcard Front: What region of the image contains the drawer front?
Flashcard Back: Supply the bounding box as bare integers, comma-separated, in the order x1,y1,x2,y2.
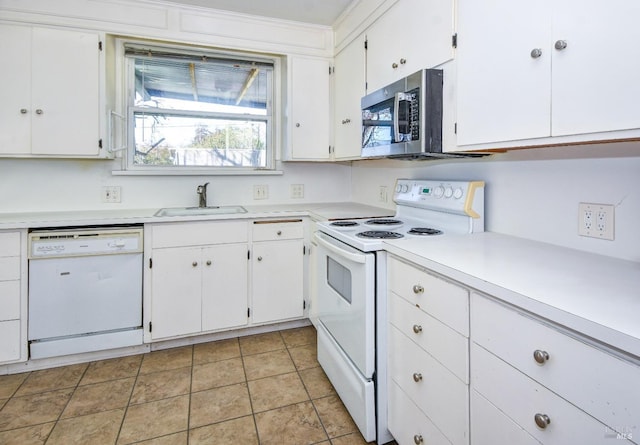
389,325,469,445
471,293,640,433
471,343,635,445
0,280,20,321
389,290,469,383
0,256,20,281
388,380,452,445
471,390,541,445
388,257,469,336
151,221,248,248
252,220,303,241
0,320,21,362
0,232,20,256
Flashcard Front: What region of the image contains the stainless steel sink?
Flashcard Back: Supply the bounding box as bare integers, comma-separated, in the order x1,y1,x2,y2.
154,206,247,217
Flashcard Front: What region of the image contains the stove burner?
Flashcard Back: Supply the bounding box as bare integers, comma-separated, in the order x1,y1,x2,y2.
330,221,360,227
408,227,443,236
356,230,404,239
365,218,403,226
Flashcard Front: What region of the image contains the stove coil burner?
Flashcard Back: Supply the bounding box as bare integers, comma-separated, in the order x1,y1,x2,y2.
365,219,403,226
329,221,360,228
407,227,443,236
356,230,404,239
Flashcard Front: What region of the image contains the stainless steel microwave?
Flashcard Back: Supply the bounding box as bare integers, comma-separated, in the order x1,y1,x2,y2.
361,69,443,159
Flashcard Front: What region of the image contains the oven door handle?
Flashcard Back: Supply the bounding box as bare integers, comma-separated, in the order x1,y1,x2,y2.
314,232,367,264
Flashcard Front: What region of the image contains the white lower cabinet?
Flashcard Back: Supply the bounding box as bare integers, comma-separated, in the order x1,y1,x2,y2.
251,220,304,324
0,231,25,364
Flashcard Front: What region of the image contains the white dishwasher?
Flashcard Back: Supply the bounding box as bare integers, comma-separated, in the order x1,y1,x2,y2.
28,227,144,359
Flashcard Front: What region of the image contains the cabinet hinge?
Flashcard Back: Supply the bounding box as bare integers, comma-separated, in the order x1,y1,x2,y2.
149,258,153,269
303,245,306,255
99,41,103,51
98,139,103,149
329,66,334,75
247,250,250,260
247,308,250,318
149,321,152,332
364,39,368,50
454,123,458,134
452,33,458,48
303,300,306,310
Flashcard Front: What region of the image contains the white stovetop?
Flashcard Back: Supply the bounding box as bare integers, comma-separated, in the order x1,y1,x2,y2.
384,232,640,358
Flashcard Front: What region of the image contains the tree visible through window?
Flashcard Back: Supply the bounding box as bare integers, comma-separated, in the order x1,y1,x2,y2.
125,43,274,170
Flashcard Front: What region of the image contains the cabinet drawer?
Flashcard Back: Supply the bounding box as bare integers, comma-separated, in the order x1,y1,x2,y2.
388,257,469,336
0,320,21,362
389,290,468,383
252,220,303,241
471,343,635,444
0,256,20,281
151,221,248,248
471,293,640,434
389,325,469,445
388,380,452,445
0,232,20,256
0,281,20,321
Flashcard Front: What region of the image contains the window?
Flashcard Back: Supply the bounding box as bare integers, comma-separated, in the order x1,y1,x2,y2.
123,42,275,171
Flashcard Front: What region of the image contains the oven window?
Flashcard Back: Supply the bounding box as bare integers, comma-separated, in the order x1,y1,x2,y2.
326,257,352,304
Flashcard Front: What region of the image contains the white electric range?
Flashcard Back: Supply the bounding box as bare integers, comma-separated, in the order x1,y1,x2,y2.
313,179,485,444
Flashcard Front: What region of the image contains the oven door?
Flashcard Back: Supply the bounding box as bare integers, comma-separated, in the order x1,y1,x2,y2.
314,231,377,441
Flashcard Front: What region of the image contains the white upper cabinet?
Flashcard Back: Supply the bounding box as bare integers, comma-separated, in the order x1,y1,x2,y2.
284,56,332,161
0,24,105,158
365,0,455,93
456,0,640,148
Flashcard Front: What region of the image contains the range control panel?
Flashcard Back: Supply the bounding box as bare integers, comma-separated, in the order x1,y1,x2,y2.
394,179,485,217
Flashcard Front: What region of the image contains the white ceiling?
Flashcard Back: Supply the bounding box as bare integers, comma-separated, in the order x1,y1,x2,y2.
158,0,355,25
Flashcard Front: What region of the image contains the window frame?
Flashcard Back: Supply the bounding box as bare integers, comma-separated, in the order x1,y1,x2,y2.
115,38,279,174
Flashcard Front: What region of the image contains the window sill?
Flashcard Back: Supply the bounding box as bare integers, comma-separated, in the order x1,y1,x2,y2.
111,169,284,176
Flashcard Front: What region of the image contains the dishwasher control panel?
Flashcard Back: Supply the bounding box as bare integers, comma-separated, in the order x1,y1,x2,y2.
29,227,143,258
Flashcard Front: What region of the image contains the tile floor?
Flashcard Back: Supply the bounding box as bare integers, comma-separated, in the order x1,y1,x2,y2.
0,326,378,444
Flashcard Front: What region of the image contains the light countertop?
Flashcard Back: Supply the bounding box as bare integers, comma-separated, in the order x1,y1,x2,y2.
0,202,394,230
384,232,640,359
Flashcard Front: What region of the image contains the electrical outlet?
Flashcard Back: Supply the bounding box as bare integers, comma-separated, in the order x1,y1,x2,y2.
379,186,388,203
578,203,614,240
253,184,268,200
102,186,121,203
291,184,304,199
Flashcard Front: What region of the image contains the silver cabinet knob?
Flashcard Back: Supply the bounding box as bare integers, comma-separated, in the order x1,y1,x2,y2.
412,285,424,294
295,123,301,128
35,109,43,115
192,261,198,267
412,324,422,334
555,40,568,50
412,372,423,382
206,260,212,266
400,58,407,65
277,230,282,236
533,349,550,364
392,62,399,69
414,434,424,444
530,48,542,58
534,413,551,429
257,256,263,261
20,108,28,114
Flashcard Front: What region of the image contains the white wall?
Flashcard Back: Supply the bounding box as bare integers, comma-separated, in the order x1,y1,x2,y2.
351,142,640,262
0,158,352,212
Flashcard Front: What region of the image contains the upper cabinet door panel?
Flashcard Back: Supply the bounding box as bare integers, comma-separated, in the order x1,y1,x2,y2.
551,0,640,136
30,27,101,156
456,0,552,146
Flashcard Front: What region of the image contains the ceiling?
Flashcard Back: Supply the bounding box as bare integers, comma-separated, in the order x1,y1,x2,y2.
158,0,355,26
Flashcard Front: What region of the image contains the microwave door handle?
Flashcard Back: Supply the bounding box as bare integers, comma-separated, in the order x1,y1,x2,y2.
313,232,367,264
393,92,401,142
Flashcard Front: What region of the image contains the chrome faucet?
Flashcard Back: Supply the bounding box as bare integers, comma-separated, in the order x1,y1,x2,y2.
197,182,209,208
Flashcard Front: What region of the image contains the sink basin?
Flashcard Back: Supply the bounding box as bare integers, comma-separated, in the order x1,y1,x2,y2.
154,206,247,217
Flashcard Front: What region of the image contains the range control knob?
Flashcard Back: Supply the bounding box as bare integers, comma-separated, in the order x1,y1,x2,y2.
444,187,453,198
401,184,409,193
396,184,403,193
453,188,464,199
433,186,444,198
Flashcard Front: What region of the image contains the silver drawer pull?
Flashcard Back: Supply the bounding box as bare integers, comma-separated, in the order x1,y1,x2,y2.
412,324,422,334
530,48,542,58
35,108,44,115
533,349,550,364
414,434,424,444
277,230,282,235
192,261,198,267
392,62,399,69
534,413,551,429
412,372,423,382
206,260,212,266
20,108,28,114
412,285,424,294
257,256,263,262
554,39,568,50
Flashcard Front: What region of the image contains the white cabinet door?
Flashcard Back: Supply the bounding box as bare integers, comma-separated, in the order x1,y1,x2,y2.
251,239,304,324
150,247,202,340
333,34,366,160
201,244,248,332
552,0,640,136
0,320,21,363
288,56,331,160
456,0,552,145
